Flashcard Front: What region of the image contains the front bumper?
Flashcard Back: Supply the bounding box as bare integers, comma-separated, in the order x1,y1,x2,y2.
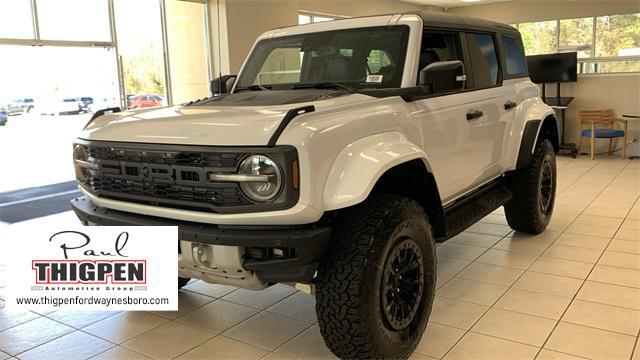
71,197,331,284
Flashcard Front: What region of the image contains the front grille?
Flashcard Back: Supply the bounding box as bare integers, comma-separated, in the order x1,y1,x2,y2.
82,144,253,212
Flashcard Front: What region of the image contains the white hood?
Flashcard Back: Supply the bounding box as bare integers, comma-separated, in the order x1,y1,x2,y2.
79,92,373,146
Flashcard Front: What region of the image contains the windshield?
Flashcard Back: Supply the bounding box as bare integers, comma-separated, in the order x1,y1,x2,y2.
235,26,410,91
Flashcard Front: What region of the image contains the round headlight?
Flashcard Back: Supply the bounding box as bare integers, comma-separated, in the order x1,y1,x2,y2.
238,155,282,202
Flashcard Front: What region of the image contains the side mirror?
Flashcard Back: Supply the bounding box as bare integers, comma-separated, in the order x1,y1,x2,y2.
211,75,237,95
419,60,466,95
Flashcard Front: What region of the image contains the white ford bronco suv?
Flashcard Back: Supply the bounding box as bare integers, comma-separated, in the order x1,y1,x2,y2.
71,12,559,359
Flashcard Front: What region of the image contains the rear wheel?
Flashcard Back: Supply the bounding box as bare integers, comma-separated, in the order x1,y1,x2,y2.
504,138,556,234
316,195,436,359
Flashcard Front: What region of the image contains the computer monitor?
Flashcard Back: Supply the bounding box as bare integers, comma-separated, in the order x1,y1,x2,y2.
526,52,578,84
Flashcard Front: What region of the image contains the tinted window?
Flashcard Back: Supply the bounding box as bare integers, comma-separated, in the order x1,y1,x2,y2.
418,32,464,88
466,33,500,88
502,34,527,75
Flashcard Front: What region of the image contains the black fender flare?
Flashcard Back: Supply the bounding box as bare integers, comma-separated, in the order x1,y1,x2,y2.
516,116,559,169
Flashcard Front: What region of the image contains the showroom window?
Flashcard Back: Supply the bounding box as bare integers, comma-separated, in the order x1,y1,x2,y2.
513,13,640,74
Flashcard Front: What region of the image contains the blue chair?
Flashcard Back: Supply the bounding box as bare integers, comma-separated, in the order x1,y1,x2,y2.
578,109,628,160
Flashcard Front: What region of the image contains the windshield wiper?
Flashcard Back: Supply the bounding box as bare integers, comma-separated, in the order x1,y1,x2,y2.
234,84,272,92
292,82,357,93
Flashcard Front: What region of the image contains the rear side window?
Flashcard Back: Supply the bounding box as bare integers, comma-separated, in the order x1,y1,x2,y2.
466,33,501,88
501,34,527,76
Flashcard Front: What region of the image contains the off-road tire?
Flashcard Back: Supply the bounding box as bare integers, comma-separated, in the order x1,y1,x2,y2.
316,194,436,359
178,277,191,290
504,138,556,234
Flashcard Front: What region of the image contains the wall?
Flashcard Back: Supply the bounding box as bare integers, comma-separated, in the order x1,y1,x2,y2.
449,0,640,153
209,0,426,74
544,74,640,153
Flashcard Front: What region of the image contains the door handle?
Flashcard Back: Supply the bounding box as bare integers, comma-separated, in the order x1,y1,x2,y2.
466,110,484,121
504,100,517,110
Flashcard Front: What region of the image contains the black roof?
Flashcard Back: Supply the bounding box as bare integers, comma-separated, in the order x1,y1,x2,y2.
275,11,519,35
418,12,518,34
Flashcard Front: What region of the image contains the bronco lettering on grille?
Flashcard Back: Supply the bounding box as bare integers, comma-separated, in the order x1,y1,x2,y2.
98,160,208,186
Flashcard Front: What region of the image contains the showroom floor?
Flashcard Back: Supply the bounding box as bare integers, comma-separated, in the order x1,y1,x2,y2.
1,155,639,360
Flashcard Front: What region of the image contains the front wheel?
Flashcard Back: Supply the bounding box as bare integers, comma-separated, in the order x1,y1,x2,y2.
504,138,557,234
316,195,436,359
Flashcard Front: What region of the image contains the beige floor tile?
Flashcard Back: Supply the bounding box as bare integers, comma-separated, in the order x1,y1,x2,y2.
546,218,572,232
221,284,297,310
182,281,238,298
494,288,571,320
223,312,308,351
0,316,73,355
621,219,640,231
152,290,214,320
472,308,556,347
436,257,471,289
409,352,440,360
607,239,640,254
577,281,640,310
575,214,624,228
456,262,523,286
177,300,259,334
476,249,537,270
266,292,317,324
83,312,168,344
565,223,618,238
18,331,113,360
123,321,214,360
480,214,510,226
545,322,635,360
562,299,640,335
429,296,489,330
529,257,594,279
443,332,538,360
536,349,588,360
437,278,508,306
260,352,294,360
588,264,640,288
583,206,630,219
0,308,39,331
47,310,120,328
448,232,503,248
436,243,487,261
542,244,602,264
274,325,336,360
177,336,268,360
492,237,552,255
466,222,513,237
415,322,465,358
554,233,610,250
634,335,640,360
91,346,152,360
508,230,561,243
616,228,640,241
598,251,640,270
513,272,583,298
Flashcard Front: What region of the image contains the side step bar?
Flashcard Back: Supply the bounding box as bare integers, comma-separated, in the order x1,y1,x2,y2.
436,180,513,242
